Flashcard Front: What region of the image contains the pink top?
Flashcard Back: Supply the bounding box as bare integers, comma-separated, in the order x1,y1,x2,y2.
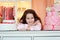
17,23,41,31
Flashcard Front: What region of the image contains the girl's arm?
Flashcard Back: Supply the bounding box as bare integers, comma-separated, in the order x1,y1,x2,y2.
33,20,41,30
26,20,42,30
17,23,26,31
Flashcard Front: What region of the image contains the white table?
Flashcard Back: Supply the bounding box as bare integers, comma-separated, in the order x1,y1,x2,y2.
0,31,60,40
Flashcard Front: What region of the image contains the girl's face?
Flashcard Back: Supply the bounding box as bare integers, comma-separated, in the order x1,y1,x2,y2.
26,13,35,25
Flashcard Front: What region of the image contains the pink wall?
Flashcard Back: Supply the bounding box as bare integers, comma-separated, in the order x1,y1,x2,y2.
32,0,54,29
47,0,54,7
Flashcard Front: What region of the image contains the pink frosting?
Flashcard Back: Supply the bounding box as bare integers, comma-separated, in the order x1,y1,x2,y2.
44,6,60,30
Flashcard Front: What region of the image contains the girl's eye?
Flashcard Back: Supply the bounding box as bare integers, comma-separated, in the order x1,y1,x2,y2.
31,17,34,19
27,18,29,19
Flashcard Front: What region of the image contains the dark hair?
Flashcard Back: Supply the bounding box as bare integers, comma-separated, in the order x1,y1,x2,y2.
19,9,42,24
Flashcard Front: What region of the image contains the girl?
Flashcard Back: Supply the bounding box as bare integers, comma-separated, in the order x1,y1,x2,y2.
17,9,42,31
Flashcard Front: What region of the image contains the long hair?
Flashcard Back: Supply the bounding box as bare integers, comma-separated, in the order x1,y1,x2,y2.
20,9,42,24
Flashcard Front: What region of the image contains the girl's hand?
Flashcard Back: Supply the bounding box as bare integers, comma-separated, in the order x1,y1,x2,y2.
26,25,31,31
26,27,30,31
33,20,40,26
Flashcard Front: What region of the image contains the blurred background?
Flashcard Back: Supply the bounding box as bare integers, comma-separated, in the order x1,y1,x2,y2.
0,0,60,27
